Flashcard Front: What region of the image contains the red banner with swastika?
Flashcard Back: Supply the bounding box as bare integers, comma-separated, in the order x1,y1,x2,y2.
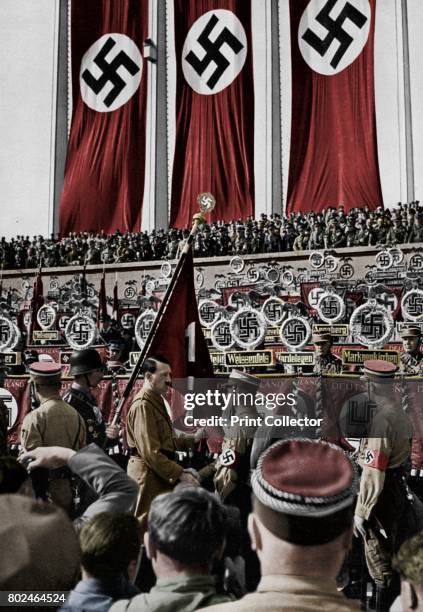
287,0,382,214
170,0,255,227
60,0,148,235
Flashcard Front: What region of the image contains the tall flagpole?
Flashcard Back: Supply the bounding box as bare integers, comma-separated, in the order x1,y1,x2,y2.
111,193,216,425
401,0,415,202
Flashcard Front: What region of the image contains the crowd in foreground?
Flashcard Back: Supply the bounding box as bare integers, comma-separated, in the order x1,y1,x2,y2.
1,201,422,270
1,354,423,612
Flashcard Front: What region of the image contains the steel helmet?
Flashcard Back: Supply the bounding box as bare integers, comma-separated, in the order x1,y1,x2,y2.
69,348,104,376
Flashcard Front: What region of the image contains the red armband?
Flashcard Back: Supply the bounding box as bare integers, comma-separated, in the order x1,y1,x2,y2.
363,448,389,470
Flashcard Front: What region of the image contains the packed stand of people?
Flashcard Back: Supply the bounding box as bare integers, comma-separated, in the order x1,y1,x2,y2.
1,201,422,270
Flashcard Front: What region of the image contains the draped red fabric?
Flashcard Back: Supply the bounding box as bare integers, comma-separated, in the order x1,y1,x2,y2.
170,0,255,227
287,0,383,214
148,249,214,379
59,0,148,235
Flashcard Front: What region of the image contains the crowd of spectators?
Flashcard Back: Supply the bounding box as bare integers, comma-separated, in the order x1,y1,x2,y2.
1,202,422,270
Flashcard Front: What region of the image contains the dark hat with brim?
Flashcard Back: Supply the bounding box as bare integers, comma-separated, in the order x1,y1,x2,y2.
400,326,422,339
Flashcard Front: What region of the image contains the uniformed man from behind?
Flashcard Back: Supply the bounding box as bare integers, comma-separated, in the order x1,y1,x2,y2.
64,348,119,448
126,355,199,535
312,332,343,374
353,360,412,609
20,362,86,514
400,326,423,376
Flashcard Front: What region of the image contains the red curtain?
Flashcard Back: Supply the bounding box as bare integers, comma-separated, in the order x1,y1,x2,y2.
59,0,148,235
170,0,255,227
287,0,383,214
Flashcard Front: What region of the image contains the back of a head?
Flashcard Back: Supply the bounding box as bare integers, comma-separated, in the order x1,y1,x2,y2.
251,439,357,546
0,494,80,590
148,487,227,566
80,512,141,581
393,530,423,589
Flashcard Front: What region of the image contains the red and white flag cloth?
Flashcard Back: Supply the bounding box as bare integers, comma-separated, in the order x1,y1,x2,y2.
60,0,148,235
286,0,383,214
170,0,255,227
147,249,213,379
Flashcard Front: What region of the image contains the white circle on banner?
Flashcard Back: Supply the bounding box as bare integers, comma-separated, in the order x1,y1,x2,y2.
261,297,286,325
182,10,247,95
80,34,142,112
298,0,371,75
37,305,56,330
316,292,346,323
134,310,156,349
309,251,325,269
210,318,235,351
375,250,393,271
0,316,15,352
120,312,136,329
230,307,267,350
65,315,96,350
0,389,18,429
199,300,221,328
350,301,394,347
280,316,312,350
401,289,423,322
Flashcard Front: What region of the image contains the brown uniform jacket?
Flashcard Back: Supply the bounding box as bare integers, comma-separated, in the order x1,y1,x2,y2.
20,397,86,512
356,402,412,520
200,575,359,611
126,388,186,534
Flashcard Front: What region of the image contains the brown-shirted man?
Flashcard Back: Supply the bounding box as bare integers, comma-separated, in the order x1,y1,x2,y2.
20,362,86,514
126,356,198,534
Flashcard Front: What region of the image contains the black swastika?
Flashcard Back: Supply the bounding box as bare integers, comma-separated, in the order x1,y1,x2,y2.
321,297,340,317
236,313,261,342
360,313,385,341
220,449,236,465
185,14,244,90
82,37,140,107
302,0,368,69
284,321,307,346
214,322,232,346
264,302,283,322
404,295,423,318
70,321,92,344
200,303,217,324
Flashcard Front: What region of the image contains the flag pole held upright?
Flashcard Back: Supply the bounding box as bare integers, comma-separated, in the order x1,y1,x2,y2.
111,193,216,425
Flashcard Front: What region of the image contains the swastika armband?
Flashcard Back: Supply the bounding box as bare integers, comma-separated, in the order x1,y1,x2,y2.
363,448,389,470
219,448,237,467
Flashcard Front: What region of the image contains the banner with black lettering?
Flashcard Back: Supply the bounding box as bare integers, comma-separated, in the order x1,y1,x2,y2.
170,0,255,227
287,0,383,214
59,1,148,235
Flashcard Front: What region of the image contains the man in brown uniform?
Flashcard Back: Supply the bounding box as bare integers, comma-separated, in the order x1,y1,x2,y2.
400,326,423,376
20,362,86,514
312,331,343,374
126,356,199,534
353,360,412,608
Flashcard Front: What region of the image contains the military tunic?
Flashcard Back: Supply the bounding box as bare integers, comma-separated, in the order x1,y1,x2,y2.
400,351,423,376
20,397,86,513
313,353,343,375
126,388,190,534
0,398,8,456
356,400,412,586
63,384,107,447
